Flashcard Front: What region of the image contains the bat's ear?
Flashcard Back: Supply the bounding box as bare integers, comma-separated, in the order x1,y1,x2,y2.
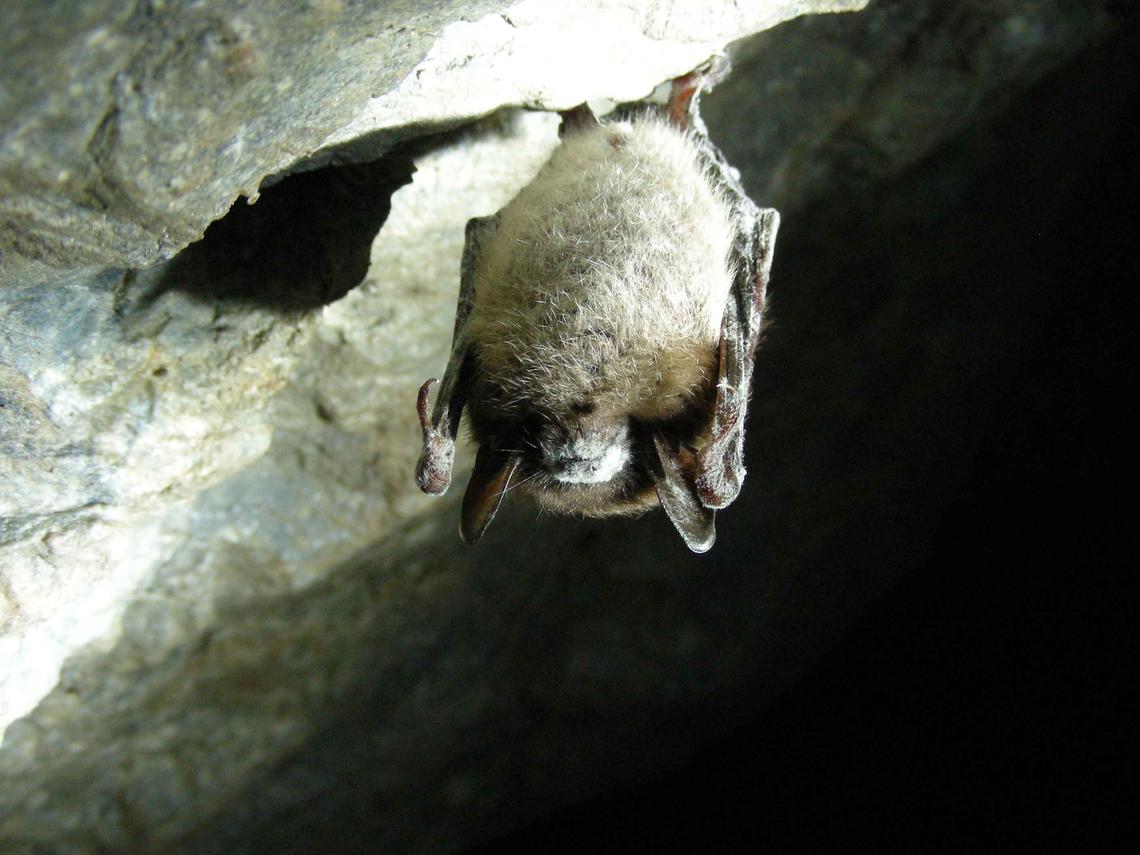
460,443,521,545
651,433,716,553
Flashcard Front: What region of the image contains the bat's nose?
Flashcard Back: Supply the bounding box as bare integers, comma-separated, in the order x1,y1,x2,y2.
540,421,630,484
546,444,629,484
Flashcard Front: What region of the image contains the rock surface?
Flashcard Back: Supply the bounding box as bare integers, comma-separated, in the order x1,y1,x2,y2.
0,0,1128,851
0,0,865,748
0,0,865,271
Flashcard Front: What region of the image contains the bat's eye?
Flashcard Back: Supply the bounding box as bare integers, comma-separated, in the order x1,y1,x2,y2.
538,419,630,485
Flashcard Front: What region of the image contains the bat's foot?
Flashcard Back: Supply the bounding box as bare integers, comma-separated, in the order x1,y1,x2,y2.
667,54,731,128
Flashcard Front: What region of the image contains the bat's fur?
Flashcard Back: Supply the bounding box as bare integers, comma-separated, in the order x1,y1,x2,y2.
468,116,736,423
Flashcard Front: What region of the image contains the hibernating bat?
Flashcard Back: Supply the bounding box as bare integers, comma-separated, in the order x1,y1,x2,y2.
415,58,779,553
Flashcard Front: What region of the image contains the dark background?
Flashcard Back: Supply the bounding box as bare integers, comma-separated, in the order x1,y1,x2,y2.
476,11,1135,852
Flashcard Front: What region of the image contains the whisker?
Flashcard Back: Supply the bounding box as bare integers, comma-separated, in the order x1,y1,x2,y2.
499,469,541,496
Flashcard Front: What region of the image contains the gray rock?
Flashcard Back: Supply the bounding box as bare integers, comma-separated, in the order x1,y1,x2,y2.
0,0,1128,851
0,0,864,271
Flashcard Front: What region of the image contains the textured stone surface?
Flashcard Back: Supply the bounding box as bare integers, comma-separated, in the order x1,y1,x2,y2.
0,0,865,747
0,0,864,271
0,0,1129,851
0,110,560,751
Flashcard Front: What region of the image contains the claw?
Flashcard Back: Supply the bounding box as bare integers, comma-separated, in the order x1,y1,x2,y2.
417,378,437,431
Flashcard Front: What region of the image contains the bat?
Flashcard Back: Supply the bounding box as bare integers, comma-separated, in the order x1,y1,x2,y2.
415,58,779,553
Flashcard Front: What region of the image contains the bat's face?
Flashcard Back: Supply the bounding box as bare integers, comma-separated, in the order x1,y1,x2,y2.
462,362,717,528
474,409,654,516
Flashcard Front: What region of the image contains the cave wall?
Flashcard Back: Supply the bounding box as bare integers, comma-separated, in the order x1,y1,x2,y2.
0,0,1128,852
1,0,865,271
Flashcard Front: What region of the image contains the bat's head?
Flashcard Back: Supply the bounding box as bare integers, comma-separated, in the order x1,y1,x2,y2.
458,364,718,549
415,63,777,553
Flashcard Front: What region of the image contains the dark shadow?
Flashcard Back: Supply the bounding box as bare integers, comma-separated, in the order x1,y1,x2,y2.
139,150,417,313
128,109,538,316
465,8,1140,853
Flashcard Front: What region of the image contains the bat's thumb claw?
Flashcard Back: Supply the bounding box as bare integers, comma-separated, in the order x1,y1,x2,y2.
417,378,439,431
